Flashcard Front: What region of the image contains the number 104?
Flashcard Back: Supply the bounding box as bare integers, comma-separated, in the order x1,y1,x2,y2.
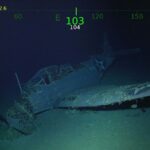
66,16,85,30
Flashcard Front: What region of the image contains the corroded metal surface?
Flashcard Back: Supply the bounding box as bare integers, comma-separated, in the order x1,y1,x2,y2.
58,82,150,108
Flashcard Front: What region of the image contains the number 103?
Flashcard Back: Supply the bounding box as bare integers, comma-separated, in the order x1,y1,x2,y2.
66,16,85,26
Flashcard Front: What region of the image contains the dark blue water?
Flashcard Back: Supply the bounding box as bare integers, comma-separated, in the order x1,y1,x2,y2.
0,1,150,111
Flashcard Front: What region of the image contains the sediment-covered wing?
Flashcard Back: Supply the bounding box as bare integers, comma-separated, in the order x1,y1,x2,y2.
58,82,150,108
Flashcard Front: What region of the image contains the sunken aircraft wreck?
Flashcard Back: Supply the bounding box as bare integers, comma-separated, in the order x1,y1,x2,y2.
5,35,150,134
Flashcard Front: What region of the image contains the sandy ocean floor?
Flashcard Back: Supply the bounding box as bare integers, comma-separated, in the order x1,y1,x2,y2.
0,108,150,150
0,54,150,150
